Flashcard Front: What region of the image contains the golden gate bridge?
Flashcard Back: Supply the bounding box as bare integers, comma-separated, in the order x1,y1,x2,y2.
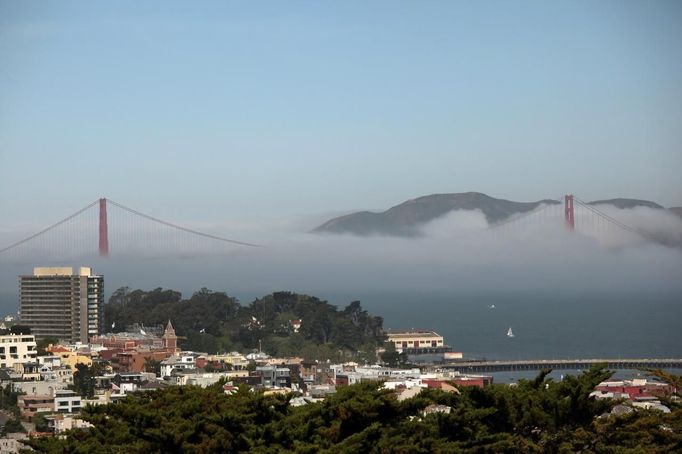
0,198,262,262
0,195,653,263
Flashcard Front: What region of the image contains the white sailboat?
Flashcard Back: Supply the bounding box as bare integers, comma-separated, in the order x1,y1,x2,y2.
507,327,515,338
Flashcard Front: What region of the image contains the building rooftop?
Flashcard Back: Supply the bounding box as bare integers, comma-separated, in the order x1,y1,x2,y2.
386,330,442,338
30,267,97,277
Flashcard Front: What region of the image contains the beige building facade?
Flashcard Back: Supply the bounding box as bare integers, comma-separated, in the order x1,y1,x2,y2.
0,333,37,369
386,330,444,353
20,267,103,343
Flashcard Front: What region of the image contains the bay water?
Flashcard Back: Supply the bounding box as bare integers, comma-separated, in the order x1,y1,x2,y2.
321,290,682,361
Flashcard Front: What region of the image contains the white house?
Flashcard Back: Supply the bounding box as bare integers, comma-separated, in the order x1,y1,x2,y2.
0,334,37,369
54,389,81,414
160,354,196,378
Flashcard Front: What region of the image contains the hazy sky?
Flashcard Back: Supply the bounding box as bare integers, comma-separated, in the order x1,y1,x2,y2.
1,1,681,229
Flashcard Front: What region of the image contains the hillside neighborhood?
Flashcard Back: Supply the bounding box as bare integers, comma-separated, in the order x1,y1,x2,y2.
0,317,677,452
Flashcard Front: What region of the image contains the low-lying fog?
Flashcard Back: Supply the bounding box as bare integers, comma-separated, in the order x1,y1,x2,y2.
1,205,681,311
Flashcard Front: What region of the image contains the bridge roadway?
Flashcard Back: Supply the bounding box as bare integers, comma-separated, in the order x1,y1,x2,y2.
440,358,682,374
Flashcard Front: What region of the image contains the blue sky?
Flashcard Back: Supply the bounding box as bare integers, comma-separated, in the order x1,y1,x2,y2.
1,0,681,227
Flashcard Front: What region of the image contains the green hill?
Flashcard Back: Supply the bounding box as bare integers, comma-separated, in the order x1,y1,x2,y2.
588,198,663,209
313,192,559,236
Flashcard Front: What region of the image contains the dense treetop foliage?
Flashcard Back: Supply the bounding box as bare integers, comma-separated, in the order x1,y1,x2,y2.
23,367,682,453
105,288,384,360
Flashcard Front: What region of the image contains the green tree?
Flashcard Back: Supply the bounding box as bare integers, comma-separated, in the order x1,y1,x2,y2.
9,325,31,335
32,412,51,433
72,363,95,398
1,416,25,436
102,288,385,358
356,342,379,365
144,358,161,376
35,337,59,356
0,385,22,413
90,360,111,377
380,342,406,367
22,369,682,453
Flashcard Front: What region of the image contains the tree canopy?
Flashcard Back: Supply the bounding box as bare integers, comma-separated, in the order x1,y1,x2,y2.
23,367,682,453
105,288,385,360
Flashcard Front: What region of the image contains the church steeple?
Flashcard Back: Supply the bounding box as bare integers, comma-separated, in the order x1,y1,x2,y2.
164,319,176,336
162,319,178,352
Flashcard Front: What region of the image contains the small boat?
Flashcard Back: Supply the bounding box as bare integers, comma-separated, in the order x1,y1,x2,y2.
507,327,515,338
489,304,496,309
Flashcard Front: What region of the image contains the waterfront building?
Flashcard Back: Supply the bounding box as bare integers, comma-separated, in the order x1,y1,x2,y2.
19,267,104,343
386,330,444,353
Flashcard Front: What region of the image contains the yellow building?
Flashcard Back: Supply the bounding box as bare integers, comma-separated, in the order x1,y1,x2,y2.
47,346,92,371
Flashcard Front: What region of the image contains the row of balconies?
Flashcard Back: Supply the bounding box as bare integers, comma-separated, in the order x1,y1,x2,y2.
20,291,81,295
20,298,79,302
21,310,77,315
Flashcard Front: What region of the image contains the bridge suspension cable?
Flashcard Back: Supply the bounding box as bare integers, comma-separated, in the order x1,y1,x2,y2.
105,199,263,248
487,199,562,230
0,197,263,258
573,197,647,238
0,200,99,254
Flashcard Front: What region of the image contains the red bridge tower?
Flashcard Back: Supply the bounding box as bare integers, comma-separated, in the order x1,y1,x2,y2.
99,198,109,256
564,194,575,232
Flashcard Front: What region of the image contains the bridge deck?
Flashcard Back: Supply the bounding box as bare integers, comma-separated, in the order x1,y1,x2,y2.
441,358,682,373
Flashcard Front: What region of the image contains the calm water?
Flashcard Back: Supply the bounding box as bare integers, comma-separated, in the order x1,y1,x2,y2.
3,284,680,361
322,291,682,360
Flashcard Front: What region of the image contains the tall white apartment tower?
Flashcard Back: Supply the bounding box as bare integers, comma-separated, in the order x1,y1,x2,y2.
19,267,104,343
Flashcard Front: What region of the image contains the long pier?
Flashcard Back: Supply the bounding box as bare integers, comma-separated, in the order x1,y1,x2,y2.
441,358,682,374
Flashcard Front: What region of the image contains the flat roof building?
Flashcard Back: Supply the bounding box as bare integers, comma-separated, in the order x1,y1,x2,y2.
386,330,444,353
20,267,103,343
0,333,37,369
